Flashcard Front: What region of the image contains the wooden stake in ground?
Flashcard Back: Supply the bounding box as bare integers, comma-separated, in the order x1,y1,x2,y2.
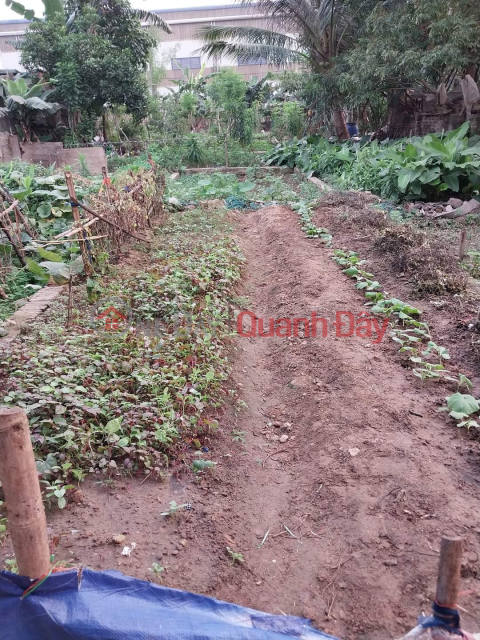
0,201,26,267
101,166,111,203
435,535,463,607
0,407,51,578
66,276,73,328
459,229,467,261
64,171,93,276
0,185,36,238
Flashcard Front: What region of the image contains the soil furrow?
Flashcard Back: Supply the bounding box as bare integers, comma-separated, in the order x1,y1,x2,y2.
48,203,480,640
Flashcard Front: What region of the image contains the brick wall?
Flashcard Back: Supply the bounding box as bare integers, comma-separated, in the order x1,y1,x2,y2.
391,112,480,138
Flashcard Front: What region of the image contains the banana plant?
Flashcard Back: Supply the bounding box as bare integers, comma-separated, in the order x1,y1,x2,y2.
5,0,62,20
0,77,61,142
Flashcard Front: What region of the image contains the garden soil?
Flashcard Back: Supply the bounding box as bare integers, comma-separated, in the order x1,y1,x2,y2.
33,204,480,638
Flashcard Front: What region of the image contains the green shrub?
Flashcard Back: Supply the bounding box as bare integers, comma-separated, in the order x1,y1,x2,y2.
264,123,480,201
272,102,305,139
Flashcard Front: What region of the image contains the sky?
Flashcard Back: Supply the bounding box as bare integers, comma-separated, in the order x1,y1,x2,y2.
0,0,237,21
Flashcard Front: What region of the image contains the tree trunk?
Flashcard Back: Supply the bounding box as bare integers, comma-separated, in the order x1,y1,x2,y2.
102,111,108,142
333,108,349,140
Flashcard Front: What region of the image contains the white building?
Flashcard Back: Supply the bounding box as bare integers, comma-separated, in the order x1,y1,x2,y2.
0,4,287,84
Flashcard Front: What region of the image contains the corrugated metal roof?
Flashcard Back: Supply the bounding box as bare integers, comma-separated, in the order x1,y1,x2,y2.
0,4,260,24
153,3,258,14
0,18,30,24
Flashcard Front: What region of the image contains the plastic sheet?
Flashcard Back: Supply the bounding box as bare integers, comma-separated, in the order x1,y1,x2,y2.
0,568,338,640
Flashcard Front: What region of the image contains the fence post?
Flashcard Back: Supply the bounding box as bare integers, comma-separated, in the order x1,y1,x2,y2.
0,407,50,578
64,171,93,276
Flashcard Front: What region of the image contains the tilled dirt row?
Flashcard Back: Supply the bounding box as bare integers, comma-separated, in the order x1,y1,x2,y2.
49,204,480,640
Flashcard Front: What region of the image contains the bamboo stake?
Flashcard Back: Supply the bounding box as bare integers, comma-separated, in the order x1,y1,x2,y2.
53,217,97,241
102,166,111,203
0,407,51,578
0,185,36,238
435,535,463,607
13,203,36,239
66,277,73,328
13,206,24,258
35,235,107,245
70,199,152,243
64,172,93,276
0,216,26,267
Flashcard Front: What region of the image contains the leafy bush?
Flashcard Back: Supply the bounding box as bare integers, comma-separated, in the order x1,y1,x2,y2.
272,102,305,139
264,123,480,201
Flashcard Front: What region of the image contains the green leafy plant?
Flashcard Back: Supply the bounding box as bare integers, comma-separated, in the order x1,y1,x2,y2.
226,546,244,565
41,479,75,509
264,124,480,201
192,459,217,473
441,393,480,430
1,204,243,504
184,134,204,167
149,562,166,581
4,557,18,574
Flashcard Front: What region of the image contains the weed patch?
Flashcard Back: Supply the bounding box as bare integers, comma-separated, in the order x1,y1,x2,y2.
375,226,467,295
0,206,243,505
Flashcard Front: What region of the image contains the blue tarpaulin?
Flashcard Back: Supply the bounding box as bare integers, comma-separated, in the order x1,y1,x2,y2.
0,568,338,640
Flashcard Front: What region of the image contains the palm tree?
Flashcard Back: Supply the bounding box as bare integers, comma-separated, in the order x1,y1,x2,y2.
198,0,368,140
5,0,171,32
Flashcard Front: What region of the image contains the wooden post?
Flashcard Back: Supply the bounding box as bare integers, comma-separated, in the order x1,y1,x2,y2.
0,407,50,578
101,166,111,203
459,229,467,261
64,171,93,276
66,276,73,328
0,214,26,267
435,536,463,607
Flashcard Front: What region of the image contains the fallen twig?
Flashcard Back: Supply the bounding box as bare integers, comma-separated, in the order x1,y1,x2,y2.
257,529,270,548
322,553,352,596
139,470,154,486
262,448,289,469
326,592,336,619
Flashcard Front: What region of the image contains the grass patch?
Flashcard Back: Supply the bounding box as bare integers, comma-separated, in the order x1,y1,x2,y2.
0,205,243,505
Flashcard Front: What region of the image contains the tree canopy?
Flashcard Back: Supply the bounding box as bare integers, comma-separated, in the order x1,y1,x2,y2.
343,0,480,103
20,0,169,139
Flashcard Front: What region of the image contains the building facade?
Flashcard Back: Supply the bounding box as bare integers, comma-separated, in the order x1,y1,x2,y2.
152,3,285,86
0,3,286,85
0,18,27,71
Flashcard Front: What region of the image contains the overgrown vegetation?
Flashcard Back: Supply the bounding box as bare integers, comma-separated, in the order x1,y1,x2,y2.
0,203,243,504
265,124,480,201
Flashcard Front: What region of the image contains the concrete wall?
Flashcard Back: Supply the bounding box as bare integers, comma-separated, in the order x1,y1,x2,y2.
60,147,107,174
0,134,107,174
